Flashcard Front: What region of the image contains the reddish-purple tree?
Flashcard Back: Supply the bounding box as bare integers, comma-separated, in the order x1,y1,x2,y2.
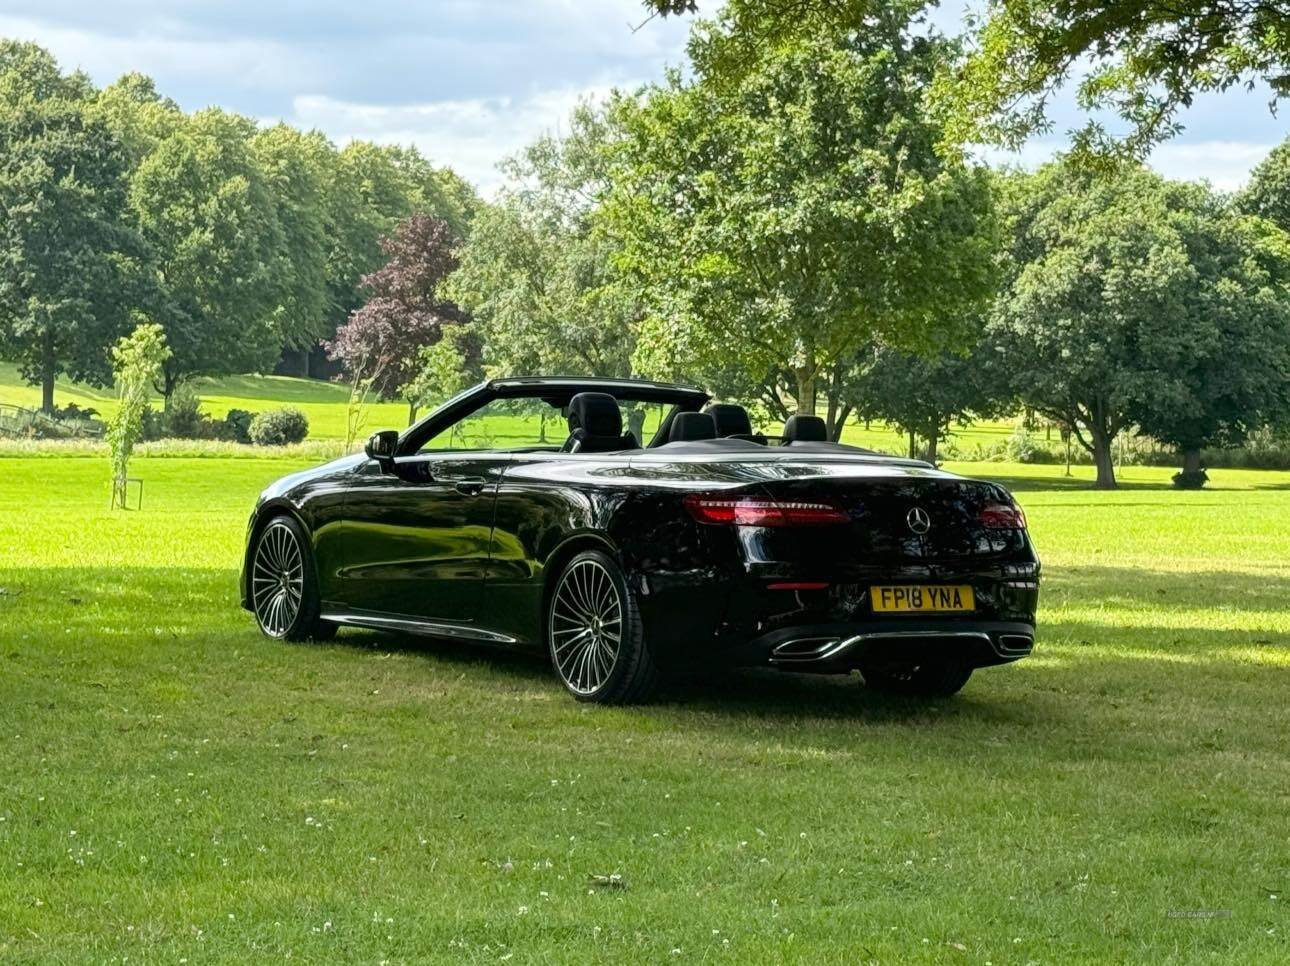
327,214,468,420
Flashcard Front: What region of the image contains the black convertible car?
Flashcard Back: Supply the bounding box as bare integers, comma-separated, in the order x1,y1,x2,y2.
241,376,1039,703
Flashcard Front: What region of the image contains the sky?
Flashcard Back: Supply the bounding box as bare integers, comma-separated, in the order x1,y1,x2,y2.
1,0,1284,194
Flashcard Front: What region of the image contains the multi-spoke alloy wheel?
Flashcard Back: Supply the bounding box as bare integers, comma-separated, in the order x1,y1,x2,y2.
547,550,657,703
250,516,335,642
252,520,304,638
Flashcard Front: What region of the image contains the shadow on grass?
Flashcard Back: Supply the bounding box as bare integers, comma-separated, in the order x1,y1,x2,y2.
5,563,1284,735
330,626,1044,726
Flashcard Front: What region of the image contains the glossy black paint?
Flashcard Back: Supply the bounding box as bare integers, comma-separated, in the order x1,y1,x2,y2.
241,378,1040,672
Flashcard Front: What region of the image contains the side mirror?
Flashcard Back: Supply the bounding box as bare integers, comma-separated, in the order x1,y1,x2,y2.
365,430,399,470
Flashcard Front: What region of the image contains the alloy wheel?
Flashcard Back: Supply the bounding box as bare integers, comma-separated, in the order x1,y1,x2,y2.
252,520,304,638
550,557,622,695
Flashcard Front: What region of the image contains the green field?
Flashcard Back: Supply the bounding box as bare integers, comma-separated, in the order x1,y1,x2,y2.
1,452,1287,962
0,362,1024,453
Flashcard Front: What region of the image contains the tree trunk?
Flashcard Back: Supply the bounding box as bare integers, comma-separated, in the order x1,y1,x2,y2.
407,400,418,426
40,332,56,414
831,404,853,443
908,429,917,460
539,411,547,443
1091,427,1117,489
1182,448,1202,474
627,408,646,443
794,366,817,416
926,425,939,463
162,369,177,411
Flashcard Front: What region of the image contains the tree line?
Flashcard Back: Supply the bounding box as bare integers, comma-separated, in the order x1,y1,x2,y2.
3,0,1290,490
0,40,476,413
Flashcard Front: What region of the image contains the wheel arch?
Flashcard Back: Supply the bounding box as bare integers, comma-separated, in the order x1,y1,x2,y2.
538,531,622,640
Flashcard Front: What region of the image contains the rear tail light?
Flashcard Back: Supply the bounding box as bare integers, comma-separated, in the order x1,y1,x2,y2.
683,494,849,526
980,503,1027,529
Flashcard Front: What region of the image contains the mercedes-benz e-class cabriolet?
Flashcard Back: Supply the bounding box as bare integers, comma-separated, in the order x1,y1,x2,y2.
241,376,1040,703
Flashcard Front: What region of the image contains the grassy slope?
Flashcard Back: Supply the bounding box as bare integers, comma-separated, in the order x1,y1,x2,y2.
0,456,1287,963
0,362,1020,451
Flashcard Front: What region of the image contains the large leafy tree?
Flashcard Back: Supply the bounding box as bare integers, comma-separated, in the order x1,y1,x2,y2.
942,0,1290,161
0,41,143,412
604,9,997,426
1131,208,1290,477
319,143,477,369
327,214,469,423
647,1,1290,162
449,103,639,381
129,108,285,399
991,162,1289,488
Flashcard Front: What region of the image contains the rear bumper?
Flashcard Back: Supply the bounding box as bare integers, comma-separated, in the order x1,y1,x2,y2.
744,618,1035,671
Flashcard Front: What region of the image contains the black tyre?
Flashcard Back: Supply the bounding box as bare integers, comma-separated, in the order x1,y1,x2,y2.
547,549,657,704
860,661,973,697
250,515,336,642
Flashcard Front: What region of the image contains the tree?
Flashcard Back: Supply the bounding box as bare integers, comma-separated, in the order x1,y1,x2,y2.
90,72,182,166
251,125,333,352
646,1,1290,162
603,10,997,429
990,162,1285,488
1130,208,1290,480
1242,136,1290,232
403,325,485,417
129,108,285,400
448,102,640,381
106,321,169,509
0,41,143,413
847,338,1011,460
327,214,469,423
941,0,1290,162
314,142,477,375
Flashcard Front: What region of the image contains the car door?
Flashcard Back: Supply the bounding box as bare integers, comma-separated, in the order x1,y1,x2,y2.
338,450,510,624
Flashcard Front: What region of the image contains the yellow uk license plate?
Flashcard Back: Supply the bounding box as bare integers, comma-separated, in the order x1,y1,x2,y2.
871,584,975,614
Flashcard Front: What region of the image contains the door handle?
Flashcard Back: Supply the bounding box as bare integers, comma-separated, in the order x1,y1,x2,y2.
454,479,488,496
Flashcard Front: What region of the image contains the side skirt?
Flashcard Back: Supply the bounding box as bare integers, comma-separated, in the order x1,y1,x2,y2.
319,607,518,644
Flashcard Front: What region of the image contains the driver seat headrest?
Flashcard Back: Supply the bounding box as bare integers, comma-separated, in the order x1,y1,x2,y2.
781,414,828,444
669,411,717,442
562,392,637,453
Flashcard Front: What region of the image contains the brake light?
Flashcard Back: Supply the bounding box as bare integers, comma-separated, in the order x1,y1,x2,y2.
683,494,849,526
980,503,1026,529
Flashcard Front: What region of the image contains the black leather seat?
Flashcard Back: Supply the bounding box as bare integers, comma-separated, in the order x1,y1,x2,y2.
705,403,767,444
561,392,638,453
668,411,717,442
780,414,828,444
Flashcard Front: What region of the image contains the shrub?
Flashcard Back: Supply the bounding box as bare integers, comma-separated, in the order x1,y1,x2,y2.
248,407,309,446
1005,428,1058,464
160,383,207,439
1172,468,1209,489
221,409,254,444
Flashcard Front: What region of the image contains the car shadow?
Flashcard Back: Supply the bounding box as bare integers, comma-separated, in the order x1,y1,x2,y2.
327,626,1046,726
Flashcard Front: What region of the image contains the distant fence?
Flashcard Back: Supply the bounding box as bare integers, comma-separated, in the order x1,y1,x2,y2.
0,403,105,440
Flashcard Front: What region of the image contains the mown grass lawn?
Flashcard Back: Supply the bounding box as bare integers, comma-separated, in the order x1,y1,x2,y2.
1,455,1287,963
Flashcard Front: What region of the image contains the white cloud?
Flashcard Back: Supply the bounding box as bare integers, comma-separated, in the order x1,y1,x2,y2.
282,86,620,194
1147,141,1276,191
